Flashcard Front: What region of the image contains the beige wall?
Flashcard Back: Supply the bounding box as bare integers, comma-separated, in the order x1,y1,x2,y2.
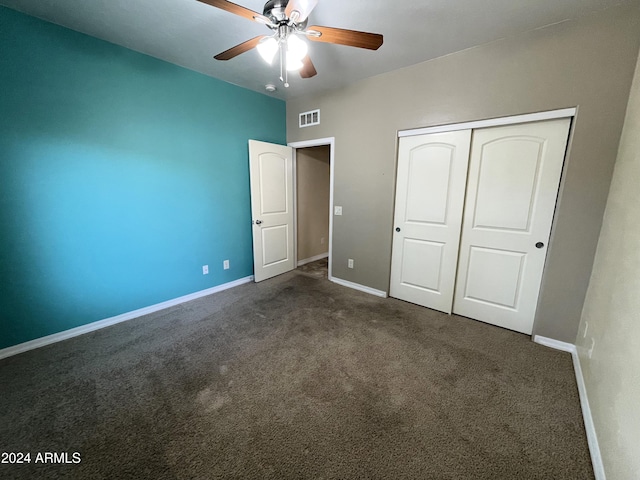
576,50,640,480
296,145,330,262
287,4,640,342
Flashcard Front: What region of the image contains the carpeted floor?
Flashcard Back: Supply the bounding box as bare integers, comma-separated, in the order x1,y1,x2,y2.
297,257,329,279
0,269,593,479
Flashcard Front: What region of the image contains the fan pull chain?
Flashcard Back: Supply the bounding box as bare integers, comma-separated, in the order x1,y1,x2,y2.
284,44,290,88
277,37,290,88
279,39,284,84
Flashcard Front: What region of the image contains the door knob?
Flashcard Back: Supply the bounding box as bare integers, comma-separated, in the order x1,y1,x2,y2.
395,227,401,232
255,220,262,225
535,242,544,248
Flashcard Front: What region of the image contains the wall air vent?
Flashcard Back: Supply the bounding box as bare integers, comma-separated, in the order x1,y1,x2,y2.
299,109,320,128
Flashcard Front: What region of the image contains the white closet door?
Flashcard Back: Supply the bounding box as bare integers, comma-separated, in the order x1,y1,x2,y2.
390,130,471,313
453,118,571,334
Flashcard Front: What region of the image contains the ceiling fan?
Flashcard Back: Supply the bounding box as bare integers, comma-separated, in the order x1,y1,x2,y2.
197,0,384,88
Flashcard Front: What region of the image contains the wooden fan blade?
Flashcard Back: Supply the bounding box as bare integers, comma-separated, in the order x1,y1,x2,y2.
307,25,383,50
285,0,318,23
214,36,265,60
299,55,317,78
197,0,270,24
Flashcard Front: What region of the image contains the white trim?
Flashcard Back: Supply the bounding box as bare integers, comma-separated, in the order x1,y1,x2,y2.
292,146,298,269
297,252,329,267
572,350,606,480
329,141,334,281
331,277,388,298
288,137,335,281
398,108,577,138
533,335,605,480
0,276,254,361
532,335,575,353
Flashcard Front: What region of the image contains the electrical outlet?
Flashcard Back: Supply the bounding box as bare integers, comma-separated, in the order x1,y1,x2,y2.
202,265,209,275
334,206,343,216
587,337,595,359
223,260,230,270
321,237,325,245
348,258,354,269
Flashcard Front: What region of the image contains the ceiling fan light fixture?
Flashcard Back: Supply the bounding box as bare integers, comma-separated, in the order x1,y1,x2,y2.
286,57,304,71
257,36,278,64
205,0,383,86
289,10,300,23
286,34,308,62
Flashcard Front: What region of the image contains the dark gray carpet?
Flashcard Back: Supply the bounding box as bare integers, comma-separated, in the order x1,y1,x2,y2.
0,270,593,479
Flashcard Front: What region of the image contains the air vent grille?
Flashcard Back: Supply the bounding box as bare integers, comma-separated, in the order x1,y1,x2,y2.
299,109,320,128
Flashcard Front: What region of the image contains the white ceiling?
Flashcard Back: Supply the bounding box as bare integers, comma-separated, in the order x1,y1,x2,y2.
1,0,634,100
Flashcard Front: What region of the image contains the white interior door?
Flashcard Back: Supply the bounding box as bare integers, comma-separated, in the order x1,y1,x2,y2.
389,130,471,313
453,118,571,334
249,140,295,282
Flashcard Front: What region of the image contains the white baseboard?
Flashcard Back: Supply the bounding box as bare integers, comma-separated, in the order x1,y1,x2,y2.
330,277,388,298
0,276,254,361
533,335,605,480
532,335,575,353
297,252,329,267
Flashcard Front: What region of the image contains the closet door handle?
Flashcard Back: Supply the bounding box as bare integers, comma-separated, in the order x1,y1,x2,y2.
395,227,401,232
255,220,263,225
535,242,544,249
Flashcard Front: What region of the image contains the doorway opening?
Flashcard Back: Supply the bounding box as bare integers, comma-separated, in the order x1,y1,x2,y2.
289,138,335,281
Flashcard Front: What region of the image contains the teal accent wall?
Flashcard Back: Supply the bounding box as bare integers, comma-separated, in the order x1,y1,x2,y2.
0,7,286,349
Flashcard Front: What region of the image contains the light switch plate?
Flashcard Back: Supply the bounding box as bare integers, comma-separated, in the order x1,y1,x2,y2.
334,206,343,216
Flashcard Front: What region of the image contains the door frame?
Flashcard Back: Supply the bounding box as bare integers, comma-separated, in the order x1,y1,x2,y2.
398,107,576,138
288,137,336,281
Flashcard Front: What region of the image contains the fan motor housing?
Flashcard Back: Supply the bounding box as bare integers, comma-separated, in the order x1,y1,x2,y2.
263,0,308,28
263,0,286,21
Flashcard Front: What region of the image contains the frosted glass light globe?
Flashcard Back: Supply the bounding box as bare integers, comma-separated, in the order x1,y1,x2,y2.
286,57,304,71
257,36,278,64
286,35,308,62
